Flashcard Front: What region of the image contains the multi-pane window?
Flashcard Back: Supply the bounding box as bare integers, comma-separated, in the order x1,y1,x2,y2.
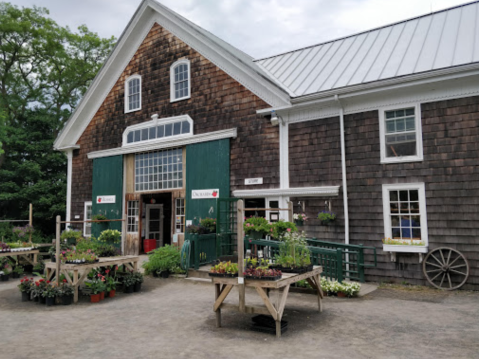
382,183,428,244
125,75,141,112
83,202,92,237
380,105,423,163
126,120,191,144
135,148,183,192
170,59,190,102
175,198,185,233
127,201,139,233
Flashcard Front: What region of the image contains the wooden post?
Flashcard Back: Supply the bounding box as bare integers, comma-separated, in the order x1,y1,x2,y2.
29,203,33,243
288,201,293,222
55,215,61,287
237,200,245,313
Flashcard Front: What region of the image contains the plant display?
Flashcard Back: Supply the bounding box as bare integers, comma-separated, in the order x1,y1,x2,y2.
244,267,282,281
293,213,308,222
12,225,34,240
60,229,83,244
142,244,181,275
76,237,120,257
98,229,121,244
320,278,361,298
270,220,298,240
382,238,426,246
209,261,239,277
92,214,108,221
5,241,35,251
132,271,144,284
1,257,13,275
273,231,312,272
243,216,270,238
199,217,216,234
61,249,99,264
318,211,336,225
0,242,10,252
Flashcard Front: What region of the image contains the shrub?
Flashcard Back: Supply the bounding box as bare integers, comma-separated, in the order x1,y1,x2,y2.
270,220,298,240
243,216,270,237
98,229,121,244
142,245,181,275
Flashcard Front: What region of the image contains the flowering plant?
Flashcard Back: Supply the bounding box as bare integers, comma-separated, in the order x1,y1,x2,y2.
317,211,336,224
382,238,426,246
199,218,216,234
42,282,59,298
59,280,74,296
98,229,121,244
85,274,106,294
320,278,361,297
270,220,297,240
32,279,47,298
12,225,34,239
293,213,308,222
17,276,33,293
243,216,270,237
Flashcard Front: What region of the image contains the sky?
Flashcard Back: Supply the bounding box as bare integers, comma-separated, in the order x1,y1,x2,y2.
10,0,472,58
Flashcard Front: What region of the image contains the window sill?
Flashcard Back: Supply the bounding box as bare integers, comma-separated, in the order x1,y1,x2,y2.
382,244,428,263
125,107,142,114
170,96,191,103
380,156,423,164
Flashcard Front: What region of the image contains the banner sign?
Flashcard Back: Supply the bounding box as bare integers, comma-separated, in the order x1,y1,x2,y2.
96,195,116,204
192,189,219,199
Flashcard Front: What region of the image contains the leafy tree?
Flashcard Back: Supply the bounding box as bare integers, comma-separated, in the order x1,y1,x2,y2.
0,3,115,237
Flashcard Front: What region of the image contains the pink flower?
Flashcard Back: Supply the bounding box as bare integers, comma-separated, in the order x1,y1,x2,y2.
287,228,291,232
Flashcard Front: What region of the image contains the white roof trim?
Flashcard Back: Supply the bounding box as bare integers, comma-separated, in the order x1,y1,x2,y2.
87,128,237,159
56,145,81,152
232,186,340,198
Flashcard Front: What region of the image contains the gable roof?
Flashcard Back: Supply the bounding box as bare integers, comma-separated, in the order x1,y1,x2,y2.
255,1,479,98
54,0,290,150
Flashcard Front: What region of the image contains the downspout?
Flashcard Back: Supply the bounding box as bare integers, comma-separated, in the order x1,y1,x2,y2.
65,149,73,226
334,95,349,246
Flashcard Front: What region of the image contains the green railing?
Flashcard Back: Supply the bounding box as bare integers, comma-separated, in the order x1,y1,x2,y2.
245,237,344,282
305,238,377,282
189,233,217,270
216,198,239,257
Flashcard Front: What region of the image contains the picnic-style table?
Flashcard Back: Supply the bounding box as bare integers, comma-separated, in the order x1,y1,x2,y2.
45,256,140,303
212,266,323,337
0,249,39,266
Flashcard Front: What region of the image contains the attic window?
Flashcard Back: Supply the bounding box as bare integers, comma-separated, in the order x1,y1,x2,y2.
170,59,191,102
123,115,193,146
125,74,141,113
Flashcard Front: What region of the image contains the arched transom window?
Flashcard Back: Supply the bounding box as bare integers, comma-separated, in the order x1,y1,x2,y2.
125,74,141,113
170,59,191,102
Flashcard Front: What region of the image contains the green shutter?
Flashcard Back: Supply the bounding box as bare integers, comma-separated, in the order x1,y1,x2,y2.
91,155,123,238
185,139,230,225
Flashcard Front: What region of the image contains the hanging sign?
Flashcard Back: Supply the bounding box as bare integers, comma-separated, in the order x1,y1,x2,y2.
191,189,219,199
245,178,263,185
96,195,116,204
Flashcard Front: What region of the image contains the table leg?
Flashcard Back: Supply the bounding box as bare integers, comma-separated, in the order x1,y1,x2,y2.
73,270,79,304
33,253,38,265
215,283,221,328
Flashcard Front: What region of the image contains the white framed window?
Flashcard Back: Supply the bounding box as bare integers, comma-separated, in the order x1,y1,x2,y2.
379,104,423,164
125,74,141,113
170,59,191,102
127,201,139,233
175,198,185,233
83,201,92,237
123,114,193,146
382,183,428,245
135,148,183,192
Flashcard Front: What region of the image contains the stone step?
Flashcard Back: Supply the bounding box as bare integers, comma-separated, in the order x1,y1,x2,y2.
185,277,212,284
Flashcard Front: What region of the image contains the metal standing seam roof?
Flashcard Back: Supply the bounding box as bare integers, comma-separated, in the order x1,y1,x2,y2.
255,1,479,98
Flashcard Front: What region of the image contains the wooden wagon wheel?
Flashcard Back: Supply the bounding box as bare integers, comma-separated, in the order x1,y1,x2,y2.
422,247,469,290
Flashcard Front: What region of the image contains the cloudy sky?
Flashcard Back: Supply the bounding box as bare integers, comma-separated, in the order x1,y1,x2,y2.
10,0,470,58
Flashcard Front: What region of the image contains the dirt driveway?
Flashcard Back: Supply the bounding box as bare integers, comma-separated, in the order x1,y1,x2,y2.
0,277,477,359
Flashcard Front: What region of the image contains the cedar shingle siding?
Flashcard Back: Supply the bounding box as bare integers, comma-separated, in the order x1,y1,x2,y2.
71,23,278,220
289,97,479,290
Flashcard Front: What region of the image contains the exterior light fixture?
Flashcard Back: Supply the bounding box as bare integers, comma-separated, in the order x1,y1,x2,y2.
270,110,284,126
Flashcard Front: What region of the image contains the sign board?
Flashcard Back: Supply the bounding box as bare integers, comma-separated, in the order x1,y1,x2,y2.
96,195,116,204
245,178,263,185
191,189,219,199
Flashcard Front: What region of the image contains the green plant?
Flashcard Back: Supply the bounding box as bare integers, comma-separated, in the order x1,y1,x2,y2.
98,229,121,244
85,275,106,294
142,245,181,275
122,271,136,287
293,213,308,222
199,218,216,233
1,257,13,274
33,261,45,274
12,225,34,241
270,220,298,240
59,280,74,296
318,211,336,224
105,276,119,291
382,238,426,246
42,283,59,298
274,231,311,268
132,271,144,284
210,261,239,275
13,265,24,275
17,276,33,293
60,229,83,242
92,214,107,221
32,279,47,298
244,216,270,237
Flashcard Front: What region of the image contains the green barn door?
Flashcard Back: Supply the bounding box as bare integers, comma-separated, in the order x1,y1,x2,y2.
185,139,230,227
91,155,123,239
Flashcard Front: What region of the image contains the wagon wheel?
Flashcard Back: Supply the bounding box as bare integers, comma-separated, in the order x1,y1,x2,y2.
422,247,469,290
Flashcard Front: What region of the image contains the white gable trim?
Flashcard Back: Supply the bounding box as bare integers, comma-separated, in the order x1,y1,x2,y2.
54,0,289,150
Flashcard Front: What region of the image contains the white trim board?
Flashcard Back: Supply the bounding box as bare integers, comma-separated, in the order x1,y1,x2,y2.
87,128,237,159
233,186,340,198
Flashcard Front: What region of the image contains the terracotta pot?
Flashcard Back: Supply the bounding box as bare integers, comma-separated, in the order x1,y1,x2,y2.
100,291,105,300
109,290,116,298
337,291,347,298
90,293,101,303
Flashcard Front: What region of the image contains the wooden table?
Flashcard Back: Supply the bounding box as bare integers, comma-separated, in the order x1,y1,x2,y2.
0,249,39,266
212,266,323,337
45,256,140,303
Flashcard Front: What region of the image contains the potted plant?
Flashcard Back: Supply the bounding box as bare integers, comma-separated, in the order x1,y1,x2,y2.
92,214,108,222
243,267,282,281
105,275,119,298
293,213,308,226
142,245,181,278
60,229,83,246
133,272,144,292
33,260,45,275
85,278,104,303
0,258,12,281
270,220,298,240
32,279,47,303
243,216,270,240
209,261,239,277
318,211,336,225
58,280,74,305
12,265,24,279
0,243,10,252
122,271,136,293
43,282,58,306
98,229,121,245
18,276,33,301
199,217,216,234
273,231,312,273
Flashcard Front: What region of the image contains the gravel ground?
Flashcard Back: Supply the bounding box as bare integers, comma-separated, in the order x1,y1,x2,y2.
0,277,478,359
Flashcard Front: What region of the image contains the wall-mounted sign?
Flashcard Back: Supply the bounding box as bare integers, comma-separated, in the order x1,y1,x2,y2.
192,189,219,199
245,178,263,185
96,195,116,204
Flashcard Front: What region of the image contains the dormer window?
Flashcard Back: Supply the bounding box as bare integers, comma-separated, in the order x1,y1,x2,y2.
125,74,141,113
170,59,191,102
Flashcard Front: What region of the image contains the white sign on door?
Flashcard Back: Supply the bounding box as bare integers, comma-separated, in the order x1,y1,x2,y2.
191,189,219,199
96,195,116,204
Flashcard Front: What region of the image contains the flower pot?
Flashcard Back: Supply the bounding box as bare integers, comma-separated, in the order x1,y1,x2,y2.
124,285,134,294
21,292,30,302
23,265,33,273
39,296,46,304
295,220,304,226
45,296,55,306
11,272,20,279
66,238,77,246
337,291,347,298
90,293,101,303
160,271,170,279
100,291,105,300
0,274,9,281
134,282,142,292
33,296,39,302
247,231,264,240
62,295,73,306
109,290,116,298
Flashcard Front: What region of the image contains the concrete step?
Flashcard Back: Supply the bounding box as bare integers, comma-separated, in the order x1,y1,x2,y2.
185,277,212,284
187,269,210,280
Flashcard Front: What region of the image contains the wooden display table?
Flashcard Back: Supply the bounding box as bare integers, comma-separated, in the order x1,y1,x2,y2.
212,266,323,337
45,256,140,303
0,249,39,266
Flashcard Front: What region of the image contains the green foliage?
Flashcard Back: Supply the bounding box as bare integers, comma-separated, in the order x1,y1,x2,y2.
275,231,311,268
199,218,216,233
74,237,120,257
270,220,297,240
60,229,83,241
98,229,121,244
317,211,337,224
92,214,107,221
244,216,270,236
142,245,181,275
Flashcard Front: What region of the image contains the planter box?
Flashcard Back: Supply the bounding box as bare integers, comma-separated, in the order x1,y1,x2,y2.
382,244,428,253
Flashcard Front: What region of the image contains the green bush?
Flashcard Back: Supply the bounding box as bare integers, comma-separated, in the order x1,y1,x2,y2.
142,245,181,275
271,220,297,240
